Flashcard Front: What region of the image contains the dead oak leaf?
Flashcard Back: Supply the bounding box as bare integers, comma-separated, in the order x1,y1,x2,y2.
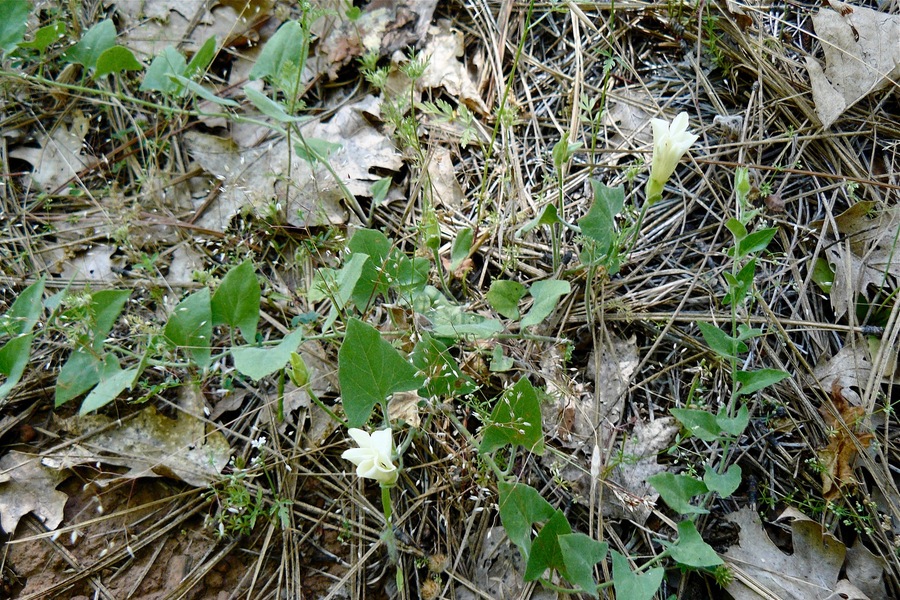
0,450,67,534
725,507,881,600
818,380,873,501
805,1,900,127
186,96,402,231
812,201,900,318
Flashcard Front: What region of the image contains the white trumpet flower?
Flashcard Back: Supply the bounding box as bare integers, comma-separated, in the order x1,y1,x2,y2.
342,427,398,486
646,112,699,204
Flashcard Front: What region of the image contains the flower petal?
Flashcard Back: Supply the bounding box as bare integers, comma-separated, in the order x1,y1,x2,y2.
369,428,393,458
347,428,372,449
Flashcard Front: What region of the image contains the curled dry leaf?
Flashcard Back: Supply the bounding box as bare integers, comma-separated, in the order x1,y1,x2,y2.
43,386,230,488
805,1,900,127
818,380,873,501
0,450,68,534
316,0,437,78
418,20,489,115
604,417,680,523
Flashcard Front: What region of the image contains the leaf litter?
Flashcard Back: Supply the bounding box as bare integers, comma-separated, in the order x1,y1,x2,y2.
724,506,886,599
186,95,402,230
4,0,900,596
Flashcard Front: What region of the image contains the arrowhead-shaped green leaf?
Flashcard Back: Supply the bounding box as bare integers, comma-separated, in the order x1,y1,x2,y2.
338,318,423,427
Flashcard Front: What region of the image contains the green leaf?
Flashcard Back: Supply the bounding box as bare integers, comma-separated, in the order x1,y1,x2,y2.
232,329,304,381
497,481,555,556
79,366,138,414
611,551,664,600
64,19,116,69
735,323,763,342
94,46,142,77
294,137,341,163
288,351,310,387
164,288,212,368
3,277,44,337
521,279,570,328
736,227,778,257
519,204,562,236
0,0,30,54
211,259,260,343
249,20,304,82
55,352,119,407
558,534,607,597
486,280,526,320
490,345,514,372
338,318,423,427
578,181,625,253
450,227,473,271
18,21,65,52
0,334,34,401
371,177,391,206
723,258,756,306
413,286,502,339
410,334,476,398
735,368,790,396
141,46,187,93
311,253,368,330
725,217,747,243
670,408,721,442
524,510,572,581
647,473,709,515
87,289,131,350
716,403,750,437
479,377,544,454
668,520,723,567
245,86,307,123
348,229,392,310
386,251,429,297
697,322,745,360
172,75,239,106
703,464,742,498
552,137,582,169
735,167,752,204
184,36,216,78
811,257,834,294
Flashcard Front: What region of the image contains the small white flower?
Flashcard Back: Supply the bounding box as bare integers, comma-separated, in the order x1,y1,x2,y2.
342,428,398,486
646,112,699,204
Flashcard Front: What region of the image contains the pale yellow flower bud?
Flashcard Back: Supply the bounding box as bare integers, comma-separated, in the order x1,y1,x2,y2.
646,112,699,204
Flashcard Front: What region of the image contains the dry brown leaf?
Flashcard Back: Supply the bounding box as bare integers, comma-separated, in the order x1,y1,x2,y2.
812,343,872,398
110,0,274,57
315,0,437,79
805,2,900,127
43,386,230,488
418,20,489,115
0,450,68,534
186,96,402,232
725,507,882,600
426,146,466,209
604,417,680,523
9,111,93,192
818,380,873,500
602,88,655,149
587,334,639,436
812,201,900,318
